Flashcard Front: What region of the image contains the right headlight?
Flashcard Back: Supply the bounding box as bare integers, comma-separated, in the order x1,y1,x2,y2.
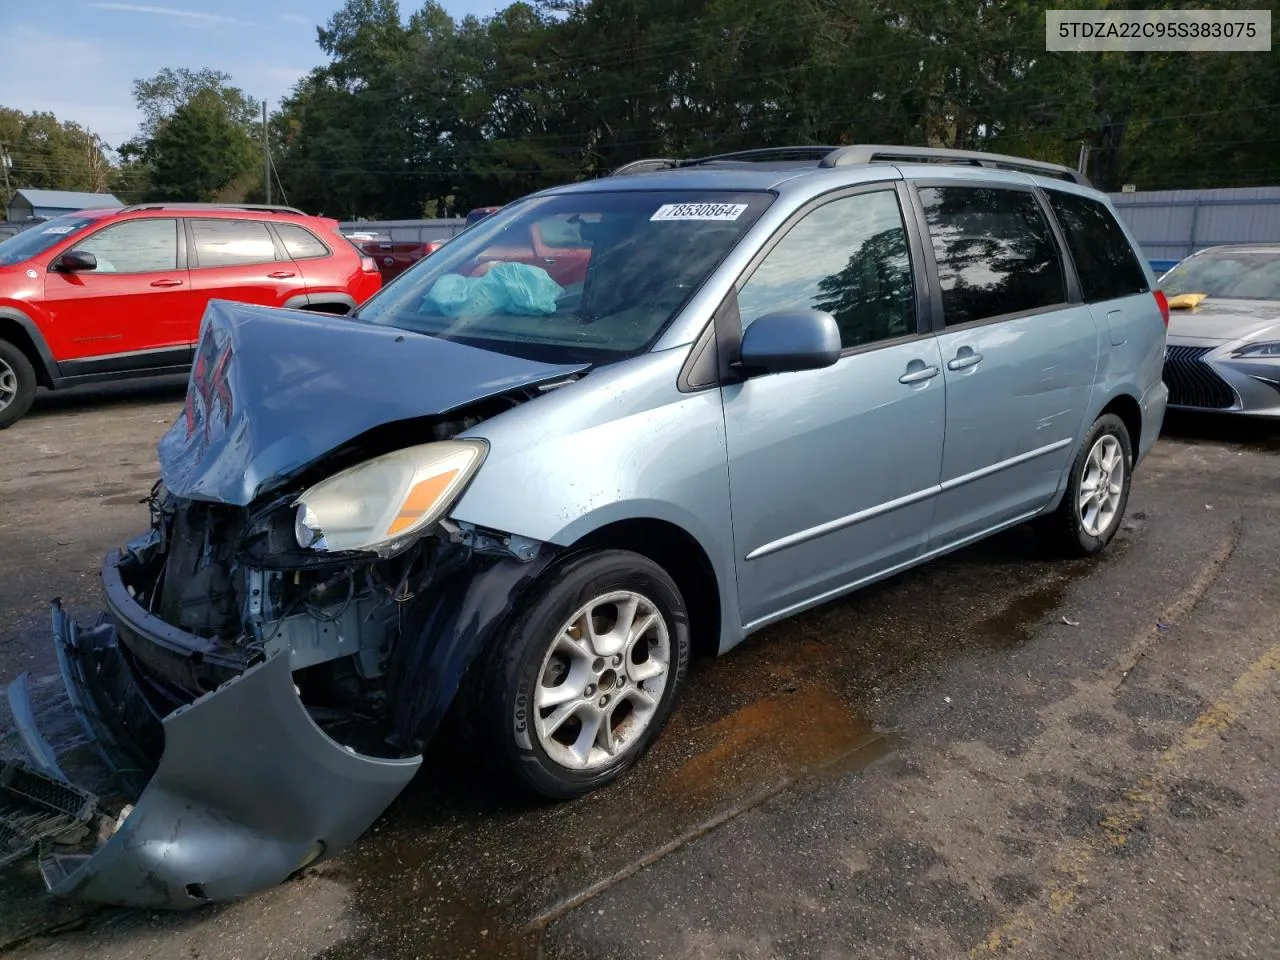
293,439,486,557
1233,340,1280,358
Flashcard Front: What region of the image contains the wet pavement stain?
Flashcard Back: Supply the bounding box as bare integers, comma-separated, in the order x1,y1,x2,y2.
311,686,889,960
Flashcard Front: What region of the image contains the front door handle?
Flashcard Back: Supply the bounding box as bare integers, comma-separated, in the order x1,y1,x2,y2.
149,278,183,287
268,271,296,279
947,349,984,371
899,364,940,385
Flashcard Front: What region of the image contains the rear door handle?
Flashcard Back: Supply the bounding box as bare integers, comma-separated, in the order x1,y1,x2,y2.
149,278,183,287
899,364,940,385
947,350,984,371
268,271,296,279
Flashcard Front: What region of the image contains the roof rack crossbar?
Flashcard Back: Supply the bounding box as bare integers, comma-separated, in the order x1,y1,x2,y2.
116,202,308,215
819,145,1088,185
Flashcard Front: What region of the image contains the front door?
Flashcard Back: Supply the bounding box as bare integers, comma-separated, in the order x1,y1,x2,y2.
721,186,946,629
41,216,192,371
911,183,1101,549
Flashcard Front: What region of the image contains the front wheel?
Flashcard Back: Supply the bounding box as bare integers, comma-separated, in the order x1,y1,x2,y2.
0,339,37,429
475,549,690,799
1043,413,1134,557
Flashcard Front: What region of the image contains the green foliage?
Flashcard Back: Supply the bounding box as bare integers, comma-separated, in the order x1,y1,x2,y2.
266,0,1278,215
21,0,1264,217
0,108,115,208
141,91,259,202
121,68,262,203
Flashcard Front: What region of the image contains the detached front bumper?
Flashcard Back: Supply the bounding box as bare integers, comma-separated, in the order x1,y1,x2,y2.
10,592,421,909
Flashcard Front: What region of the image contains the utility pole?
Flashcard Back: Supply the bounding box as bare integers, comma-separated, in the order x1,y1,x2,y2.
1076,141,1090,176
262,101,271,205
0,145,12,216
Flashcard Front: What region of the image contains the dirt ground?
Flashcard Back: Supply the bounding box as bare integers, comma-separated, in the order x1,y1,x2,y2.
1,379,1278,960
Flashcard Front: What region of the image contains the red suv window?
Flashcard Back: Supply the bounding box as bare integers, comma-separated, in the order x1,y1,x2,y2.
75,218,179,273
274,223,330,260
190,219,278,267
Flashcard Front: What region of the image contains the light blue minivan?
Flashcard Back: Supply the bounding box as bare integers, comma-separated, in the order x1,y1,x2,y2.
16,145,1169,908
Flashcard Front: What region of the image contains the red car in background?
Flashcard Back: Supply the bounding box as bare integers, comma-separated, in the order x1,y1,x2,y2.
0,202,382,428
356,238,438,284
350,208,503,285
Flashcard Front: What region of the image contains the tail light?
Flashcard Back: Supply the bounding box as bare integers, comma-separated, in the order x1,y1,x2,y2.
423,240,444,255
360,256,379,274
1153,289,1170,326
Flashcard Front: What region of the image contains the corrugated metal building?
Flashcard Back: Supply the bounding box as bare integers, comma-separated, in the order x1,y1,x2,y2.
1108,186,1280,272
6,189,122,221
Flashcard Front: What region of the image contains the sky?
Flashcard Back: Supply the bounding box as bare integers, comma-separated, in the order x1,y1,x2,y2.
2,1,501,150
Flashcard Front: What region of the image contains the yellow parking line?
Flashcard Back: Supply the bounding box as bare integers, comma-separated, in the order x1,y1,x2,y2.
971,639,1280,957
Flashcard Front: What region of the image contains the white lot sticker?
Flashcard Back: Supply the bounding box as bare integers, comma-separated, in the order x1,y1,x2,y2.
650,202,748,222
42,226,76,234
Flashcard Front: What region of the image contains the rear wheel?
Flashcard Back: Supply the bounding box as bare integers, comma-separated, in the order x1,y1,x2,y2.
0,339,36,429
475,549,690,799
1043,413,1133,557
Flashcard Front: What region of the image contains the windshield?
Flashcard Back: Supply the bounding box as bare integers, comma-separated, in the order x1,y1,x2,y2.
0,215,97,266
354,190,773,364
1161,249,1280,301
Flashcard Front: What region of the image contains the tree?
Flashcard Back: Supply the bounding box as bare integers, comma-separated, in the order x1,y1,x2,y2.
131,67,260,140
141,90,258,201
117,68,262,203
0,108,116,207
266,0,1280,218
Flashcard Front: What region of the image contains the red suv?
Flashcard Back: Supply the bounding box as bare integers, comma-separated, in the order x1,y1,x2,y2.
0,202,382,427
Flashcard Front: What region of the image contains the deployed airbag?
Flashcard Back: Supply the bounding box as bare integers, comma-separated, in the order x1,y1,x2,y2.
425,263,563,317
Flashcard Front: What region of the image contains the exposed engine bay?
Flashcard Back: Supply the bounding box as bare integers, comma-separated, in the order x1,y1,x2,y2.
119,399,549,759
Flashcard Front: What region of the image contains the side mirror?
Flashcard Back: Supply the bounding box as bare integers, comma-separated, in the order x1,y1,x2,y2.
52,250,98,273
736,309,842,376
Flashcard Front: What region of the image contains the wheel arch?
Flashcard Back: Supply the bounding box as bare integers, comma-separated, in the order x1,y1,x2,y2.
1043,388,1145,516
0,307,58,388
282,293,356,315
569,517,723,660
1098,391,1143,456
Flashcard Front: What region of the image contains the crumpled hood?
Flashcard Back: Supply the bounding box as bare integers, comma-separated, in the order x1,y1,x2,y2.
1167,298,1280,343
158,300,587,506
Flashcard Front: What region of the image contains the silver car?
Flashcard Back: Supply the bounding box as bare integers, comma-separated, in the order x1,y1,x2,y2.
1160,244,1280,416
8,145,1168,908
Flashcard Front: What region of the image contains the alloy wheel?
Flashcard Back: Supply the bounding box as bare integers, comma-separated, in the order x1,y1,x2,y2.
0,358,17,412
532,590,671,771
1077,434,1125,537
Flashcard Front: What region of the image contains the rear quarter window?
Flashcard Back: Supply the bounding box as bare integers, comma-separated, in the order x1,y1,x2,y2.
1045,191,1149,302
274,223,330,260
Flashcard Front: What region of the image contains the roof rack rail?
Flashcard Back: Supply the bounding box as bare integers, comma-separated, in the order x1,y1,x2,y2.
611,146,841,176
819,145,1089,185
610,144,1088,186
116,202,309,216
610,158,681,176
689,146,840,165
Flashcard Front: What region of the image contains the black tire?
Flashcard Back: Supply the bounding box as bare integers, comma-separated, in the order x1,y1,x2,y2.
1042,413,1133,557
0,339,37,430
474,549,690,800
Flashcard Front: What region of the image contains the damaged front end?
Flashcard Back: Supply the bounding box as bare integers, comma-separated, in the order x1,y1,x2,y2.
9,486,556,909
6,302,573,908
